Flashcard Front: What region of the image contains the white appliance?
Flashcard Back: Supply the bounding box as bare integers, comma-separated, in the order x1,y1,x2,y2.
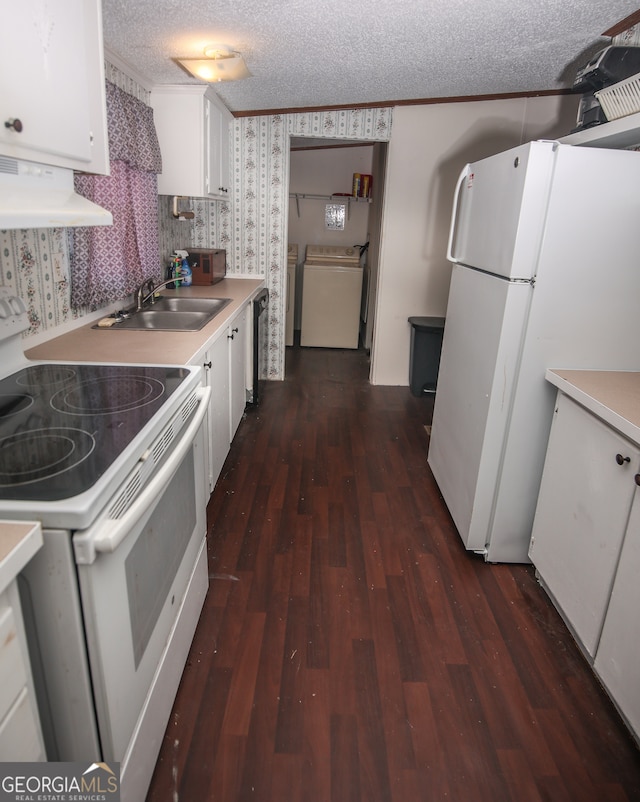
286,243,297,346
301,244,363,348
0,288,210,801
428,140,640,563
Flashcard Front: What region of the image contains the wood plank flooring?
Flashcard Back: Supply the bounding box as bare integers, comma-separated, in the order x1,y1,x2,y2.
146,344,640,802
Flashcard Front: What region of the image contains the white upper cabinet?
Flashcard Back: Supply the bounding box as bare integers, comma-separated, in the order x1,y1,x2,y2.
0,0,109,174
207,94,231,198
150,86,233,199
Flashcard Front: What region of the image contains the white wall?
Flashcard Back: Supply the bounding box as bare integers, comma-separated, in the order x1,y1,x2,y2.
288,145,373,252
371,93,580,386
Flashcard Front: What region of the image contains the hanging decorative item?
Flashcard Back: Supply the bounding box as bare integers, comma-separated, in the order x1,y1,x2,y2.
325,203,346,230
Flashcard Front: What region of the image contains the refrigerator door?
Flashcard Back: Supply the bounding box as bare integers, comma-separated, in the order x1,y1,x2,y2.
484,142,640,561
447,140,556,280
428,264,532,554
432,141,640,563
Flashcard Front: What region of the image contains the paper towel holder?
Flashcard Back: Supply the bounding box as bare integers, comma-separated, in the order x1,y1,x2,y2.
172,196,195,220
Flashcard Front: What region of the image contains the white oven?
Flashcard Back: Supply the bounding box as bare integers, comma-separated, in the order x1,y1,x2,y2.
0,288,210,802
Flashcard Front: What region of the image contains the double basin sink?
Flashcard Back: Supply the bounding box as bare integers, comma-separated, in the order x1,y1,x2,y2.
104,296,232,331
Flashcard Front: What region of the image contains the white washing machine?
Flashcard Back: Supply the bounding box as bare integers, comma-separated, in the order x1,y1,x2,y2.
301,244,363,349
286,244,297,346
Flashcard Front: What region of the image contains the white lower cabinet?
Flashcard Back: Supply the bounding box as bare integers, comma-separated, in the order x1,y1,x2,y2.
0,522,45,761
0,584,45,760
594,491,640,740
529,393,640,657
197,334,230,493
193,303,250,494
530,384,640,743
229,304,249,441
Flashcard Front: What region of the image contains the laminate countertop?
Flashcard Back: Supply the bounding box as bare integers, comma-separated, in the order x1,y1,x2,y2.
0,521,42,596
546,369,640,446
25,278,265,367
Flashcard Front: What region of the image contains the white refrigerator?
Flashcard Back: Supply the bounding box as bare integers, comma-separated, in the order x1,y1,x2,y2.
428,139,640,563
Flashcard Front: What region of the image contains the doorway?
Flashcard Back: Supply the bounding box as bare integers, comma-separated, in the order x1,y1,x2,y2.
286,137,388,376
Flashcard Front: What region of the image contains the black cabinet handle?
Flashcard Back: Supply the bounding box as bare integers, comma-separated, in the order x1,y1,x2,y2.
635,474,640,487
616,453,631,465
4,118,23,132
203,361,212,369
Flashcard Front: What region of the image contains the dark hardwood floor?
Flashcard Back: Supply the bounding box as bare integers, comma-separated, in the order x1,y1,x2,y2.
146,344,640,802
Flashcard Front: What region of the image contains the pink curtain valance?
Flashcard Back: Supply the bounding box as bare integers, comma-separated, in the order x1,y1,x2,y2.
70,81,162,311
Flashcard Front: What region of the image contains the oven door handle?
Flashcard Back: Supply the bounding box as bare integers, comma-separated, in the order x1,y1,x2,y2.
74,386,210,564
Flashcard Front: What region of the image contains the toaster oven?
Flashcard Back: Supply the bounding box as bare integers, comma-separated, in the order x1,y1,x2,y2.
186,248,226,285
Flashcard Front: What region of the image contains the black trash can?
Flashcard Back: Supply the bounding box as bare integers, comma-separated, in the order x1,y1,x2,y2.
408,316,445,397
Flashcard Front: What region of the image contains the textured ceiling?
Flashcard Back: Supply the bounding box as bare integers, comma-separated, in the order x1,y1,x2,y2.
102,0,639,114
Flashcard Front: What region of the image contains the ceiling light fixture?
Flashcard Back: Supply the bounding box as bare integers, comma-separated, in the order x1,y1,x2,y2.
176,44,251,83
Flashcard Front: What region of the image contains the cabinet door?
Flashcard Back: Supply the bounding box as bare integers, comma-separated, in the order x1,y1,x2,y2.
207,334,231,489
529,393,640,657
229,305,249,440
0,604,28,724
0,688,45,761
0,589,45,761
152,86,231,199
206,95,232,199
0,0,107,173
594,486,640,740
151,89,206,197
217,101,231,195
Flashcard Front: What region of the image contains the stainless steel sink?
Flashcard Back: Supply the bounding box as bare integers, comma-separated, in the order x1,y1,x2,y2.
99,297,232,331
150,297,231,315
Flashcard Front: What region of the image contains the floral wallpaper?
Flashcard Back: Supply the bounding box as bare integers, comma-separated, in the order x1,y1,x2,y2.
613,24,640,46
0,227,75,336
199,107,393,381
0,51,392,383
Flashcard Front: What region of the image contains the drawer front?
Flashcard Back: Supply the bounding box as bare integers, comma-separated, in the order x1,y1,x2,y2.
0,605,26,722
0,686,45,761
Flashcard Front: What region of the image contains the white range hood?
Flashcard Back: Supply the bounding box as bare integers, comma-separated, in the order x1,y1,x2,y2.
0,156,112,229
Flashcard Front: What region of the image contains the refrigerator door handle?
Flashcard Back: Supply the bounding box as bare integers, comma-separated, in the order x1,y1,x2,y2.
446,165,470,264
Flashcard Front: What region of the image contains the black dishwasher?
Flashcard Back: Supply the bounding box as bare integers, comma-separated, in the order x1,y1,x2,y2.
250,289,269,406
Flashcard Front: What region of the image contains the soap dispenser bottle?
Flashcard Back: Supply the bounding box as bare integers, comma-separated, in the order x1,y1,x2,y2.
180,257,192,286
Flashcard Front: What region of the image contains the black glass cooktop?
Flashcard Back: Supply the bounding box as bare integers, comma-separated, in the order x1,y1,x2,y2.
0,363,190,502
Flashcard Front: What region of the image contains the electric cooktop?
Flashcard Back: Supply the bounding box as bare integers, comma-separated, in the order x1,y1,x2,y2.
0,363,190,502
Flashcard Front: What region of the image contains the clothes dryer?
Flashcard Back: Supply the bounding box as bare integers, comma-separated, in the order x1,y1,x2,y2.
300,244,363,348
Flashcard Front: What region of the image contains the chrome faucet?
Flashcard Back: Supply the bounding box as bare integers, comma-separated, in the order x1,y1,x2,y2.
135,278,155,311
135,276,178,311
